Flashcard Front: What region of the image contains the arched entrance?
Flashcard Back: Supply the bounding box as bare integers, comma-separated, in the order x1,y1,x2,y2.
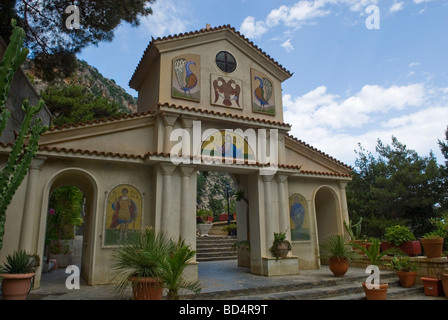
39,168,98,286
315,186,341,245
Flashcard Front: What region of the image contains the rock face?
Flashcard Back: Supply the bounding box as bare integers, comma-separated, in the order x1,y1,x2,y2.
22,58,137,113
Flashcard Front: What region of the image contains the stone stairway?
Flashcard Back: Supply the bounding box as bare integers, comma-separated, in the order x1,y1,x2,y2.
196,236,238,262
192,270,426,300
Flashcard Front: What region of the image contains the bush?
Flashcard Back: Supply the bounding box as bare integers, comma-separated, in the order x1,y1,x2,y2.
384,225,416,246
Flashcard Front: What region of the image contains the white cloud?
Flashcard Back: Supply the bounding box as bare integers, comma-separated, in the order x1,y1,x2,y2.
283,83,446,166
281,39,294,52
389,2,405,13
140,0,190,38
240,16,268,39
413,0,433,4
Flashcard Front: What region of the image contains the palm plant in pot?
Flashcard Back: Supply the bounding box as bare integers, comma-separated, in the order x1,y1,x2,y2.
110,227,172,300
352,238,401,300
387,255,419,288
0,250,40,300
320,234,360,277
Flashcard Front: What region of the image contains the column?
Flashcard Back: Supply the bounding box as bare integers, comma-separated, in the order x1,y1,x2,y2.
263,174,274,256
20,157,46,252
277,174,289,236
163,114,178,154
180,117,194,162
160,164,177,239
179,165,196,241
338,181,349,234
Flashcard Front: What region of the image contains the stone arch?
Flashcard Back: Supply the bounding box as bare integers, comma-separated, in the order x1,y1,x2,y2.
38,168,99,286
314,185,342,246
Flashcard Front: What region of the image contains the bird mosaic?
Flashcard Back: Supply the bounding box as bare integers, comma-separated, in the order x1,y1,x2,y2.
174,58,198,98
212,76,241,108
253,76,273,110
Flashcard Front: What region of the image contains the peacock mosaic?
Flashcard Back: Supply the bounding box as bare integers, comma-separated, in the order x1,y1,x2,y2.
211,74,242,109
251,69,275,116
172,54,200,102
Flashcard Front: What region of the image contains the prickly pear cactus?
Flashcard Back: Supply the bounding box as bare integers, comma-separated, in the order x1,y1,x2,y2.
0,20,48,251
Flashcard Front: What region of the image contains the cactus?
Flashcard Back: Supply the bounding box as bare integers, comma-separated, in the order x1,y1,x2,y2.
0,20,48,251
344,217,363,241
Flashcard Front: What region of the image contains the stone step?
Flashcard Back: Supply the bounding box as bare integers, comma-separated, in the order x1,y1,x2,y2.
196,236,238,262
191,271,408,300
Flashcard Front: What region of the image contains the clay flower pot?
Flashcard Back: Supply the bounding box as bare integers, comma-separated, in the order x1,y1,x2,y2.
442,274,448,299
421,277,444,297
396,271,417,288
362,282,388,300
420,238,444,258
328,257,349,277
130,277,164,300
0,273,35,300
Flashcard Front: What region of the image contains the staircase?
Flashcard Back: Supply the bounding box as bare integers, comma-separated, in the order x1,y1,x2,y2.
193,270,425,300
196,236,238,262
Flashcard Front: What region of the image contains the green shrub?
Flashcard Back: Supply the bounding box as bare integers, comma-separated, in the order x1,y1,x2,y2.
384,225,415,246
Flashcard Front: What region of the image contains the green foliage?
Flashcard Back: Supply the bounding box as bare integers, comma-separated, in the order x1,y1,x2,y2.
384,225,416,246
269,231,292,258
110,228,201,300
232,240,250,252
388,256,419,272
46,186,84,250
0,0,156,79
319,234,360,262
41,84,125,126
160,238,201,300
347,137,444,238
0,20,47,251
221,223,237,233
343,217,363,240
352,238,401,266
0,250,39,274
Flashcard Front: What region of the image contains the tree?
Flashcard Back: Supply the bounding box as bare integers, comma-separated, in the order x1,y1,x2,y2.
41,84,126,126
0,19,47,250
347,136,443,238
0,0,156,80
438,126,448,211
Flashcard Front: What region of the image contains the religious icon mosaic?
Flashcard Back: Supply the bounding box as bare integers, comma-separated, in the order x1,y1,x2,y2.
289,193,310,241
104,184,142,246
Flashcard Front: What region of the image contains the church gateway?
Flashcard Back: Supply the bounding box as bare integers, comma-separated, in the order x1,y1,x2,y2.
0,25,352,287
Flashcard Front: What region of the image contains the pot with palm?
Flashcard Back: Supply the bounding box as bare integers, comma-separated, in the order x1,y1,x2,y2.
269,231,292,259
111,227,201,300
352,238,401,300
320,234,360,277
0,250,39,300
387,255,419,288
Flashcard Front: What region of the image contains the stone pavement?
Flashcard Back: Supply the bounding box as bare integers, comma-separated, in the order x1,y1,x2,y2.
21,259,446,301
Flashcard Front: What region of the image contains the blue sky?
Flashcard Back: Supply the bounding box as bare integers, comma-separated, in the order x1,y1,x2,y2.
78,0,448,168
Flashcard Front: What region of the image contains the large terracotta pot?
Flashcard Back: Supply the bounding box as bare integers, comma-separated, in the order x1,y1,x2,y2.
130,277,164,300
329,257,349,277
396,271,417,288
1,273,35,300
362,282,388,300
420,238,444,258
421,277,444,297
381,241,422,256
442,274,448,299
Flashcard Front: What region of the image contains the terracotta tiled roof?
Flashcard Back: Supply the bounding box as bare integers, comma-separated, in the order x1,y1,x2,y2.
299,170,352,178
47,110,155,132
129,24,293,87
159,103,291,128
286,133,353,171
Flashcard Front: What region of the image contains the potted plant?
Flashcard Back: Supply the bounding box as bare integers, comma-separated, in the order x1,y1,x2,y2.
344,218,367,254
269,231,292,259
387,255,419,288
441,268,448,299
196,210,213,237
159,238,201,300
420,213,447,259
382,225,421,256
221,223,237,236
0,250,40,300
319,234,360,277
111,227,172,300
352,238,401,300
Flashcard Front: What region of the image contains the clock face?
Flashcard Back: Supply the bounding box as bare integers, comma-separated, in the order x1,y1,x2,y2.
215,51,237,73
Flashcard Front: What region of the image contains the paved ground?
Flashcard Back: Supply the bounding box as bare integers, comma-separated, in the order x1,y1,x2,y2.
20,259,446,301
